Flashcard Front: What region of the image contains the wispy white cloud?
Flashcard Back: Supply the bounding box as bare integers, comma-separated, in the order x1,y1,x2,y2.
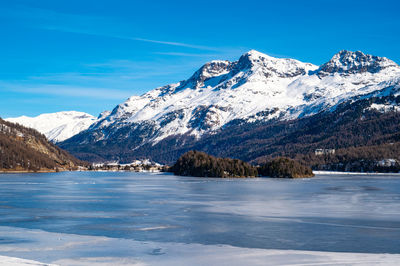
1,82,133,100
0,6,249,103
42,30,221,52
153,52,220,57
0,6,220,52
132,38,218,51
0,56,208,101
28,58,202,84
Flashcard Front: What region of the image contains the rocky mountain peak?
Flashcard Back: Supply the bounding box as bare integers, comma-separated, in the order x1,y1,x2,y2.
237,50,316,78
188,60,232,85
97,110,111,120
319,50,398,75
237,49,272,69
242,49,273,60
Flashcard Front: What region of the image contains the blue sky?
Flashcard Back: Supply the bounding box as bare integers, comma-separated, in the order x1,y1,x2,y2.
1,0,399,117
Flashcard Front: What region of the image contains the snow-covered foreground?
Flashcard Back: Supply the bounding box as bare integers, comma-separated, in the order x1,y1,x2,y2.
0,226,399,266
0,256,55,266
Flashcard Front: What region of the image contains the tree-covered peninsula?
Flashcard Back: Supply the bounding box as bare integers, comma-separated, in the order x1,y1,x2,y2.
170,151,313,178
258,157,314,178
170,150,258,178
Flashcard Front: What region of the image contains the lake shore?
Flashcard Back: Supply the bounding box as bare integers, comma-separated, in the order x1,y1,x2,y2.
0,169,58,174
3,169,400,175
314,170,400,175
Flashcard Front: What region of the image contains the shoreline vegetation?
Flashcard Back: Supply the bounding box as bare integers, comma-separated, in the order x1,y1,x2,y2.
258,157,314,178
0,164,165,174
0,150,315,178
88,163,165,172
170,150,258,178
0,169,59,173
170,151,314,178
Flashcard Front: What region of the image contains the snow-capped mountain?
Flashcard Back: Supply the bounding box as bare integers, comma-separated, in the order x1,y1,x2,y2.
318,50,398,75
84,49,400,143
56,49,400,164
6,111,97,143
88,50,318,141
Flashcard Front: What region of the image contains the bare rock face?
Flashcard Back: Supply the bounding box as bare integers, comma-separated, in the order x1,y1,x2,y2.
318,50,399,75
187,60,233,86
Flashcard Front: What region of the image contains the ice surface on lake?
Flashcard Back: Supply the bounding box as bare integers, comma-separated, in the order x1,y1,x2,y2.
0,226,399,266
0,172,399,264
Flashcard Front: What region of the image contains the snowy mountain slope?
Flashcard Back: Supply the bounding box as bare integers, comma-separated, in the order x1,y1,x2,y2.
84,49,400,144
89,50,317,140
6,111,97,142
57,49,400,163
318,50,398,75
286,53,400,118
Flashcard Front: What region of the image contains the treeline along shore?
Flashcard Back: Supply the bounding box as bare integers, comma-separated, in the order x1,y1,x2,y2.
170,151,314,178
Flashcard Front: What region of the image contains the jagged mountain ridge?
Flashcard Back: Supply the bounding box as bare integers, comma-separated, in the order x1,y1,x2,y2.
10,50,399,149
89,50,321,143
58,49,400,163
6,111,97,143
318,50,398,75
76,50,398,136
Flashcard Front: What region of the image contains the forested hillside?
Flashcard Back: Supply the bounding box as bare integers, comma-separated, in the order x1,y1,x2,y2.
63,95,400,172
0,118,86,172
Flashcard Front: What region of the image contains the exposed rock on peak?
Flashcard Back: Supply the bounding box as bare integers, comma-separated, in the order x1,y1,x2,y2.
98,110,111,120
237,50,317,78
188,60,232,85
319,50,398,75
237,50,273,68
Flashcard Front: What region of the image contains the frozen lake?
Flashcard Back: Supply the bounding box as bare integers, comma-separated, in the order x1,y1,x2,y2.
0,171,400,265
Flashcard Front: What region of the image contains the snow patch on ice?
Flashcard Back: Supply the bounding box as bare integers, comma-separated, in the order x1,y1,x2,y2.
0,226,399,266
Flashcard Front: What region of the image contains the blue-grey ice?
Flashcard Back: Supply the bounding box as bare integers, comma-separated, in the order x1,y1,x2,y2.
0,171,399,265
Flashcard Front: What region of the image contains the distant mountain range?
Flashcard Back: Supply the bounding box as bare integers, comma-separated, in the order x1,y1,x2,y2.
7,50,400,166
6,111,97,142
